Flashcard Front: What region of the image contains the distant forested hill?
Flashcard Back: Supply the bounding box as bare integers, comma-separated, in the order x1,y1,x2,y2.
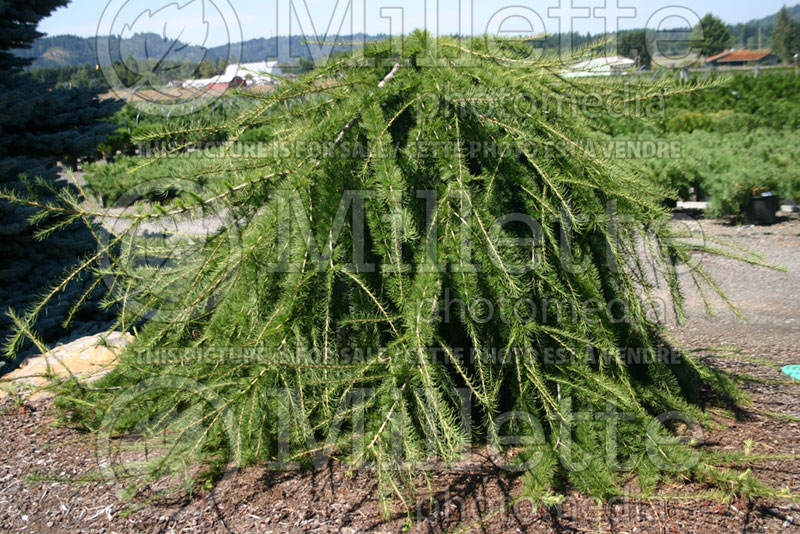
20,31,601,90
729,4,800,48
14,33,384,68
17,31,604,71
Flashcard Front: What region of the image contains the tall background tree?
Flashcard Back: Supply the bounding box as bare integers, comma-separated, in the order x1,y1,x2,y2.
0,0,120,363
772,6,800,60
692,14,734,57
618,29,652,69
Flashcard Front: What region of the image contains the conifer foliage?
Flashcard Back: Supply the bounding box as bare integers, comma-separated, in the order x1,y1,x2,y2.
0,0,120,358
5,34,775,505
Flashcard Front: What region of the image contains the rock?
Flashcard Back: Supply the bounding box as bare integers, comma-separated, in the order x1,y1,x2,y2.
0,331,133,400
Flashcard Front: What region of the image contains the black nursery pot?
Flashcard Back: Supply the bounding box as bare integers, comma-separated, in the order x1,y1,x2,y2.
744,194,780,225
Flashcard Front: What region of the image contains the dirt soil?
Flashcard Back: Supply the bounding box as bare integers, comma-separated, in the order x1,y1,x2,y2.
2,214,800,533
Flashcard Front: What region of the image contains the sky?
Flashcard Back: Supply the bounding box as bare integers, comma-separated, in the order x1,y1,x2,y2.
39,0,795,48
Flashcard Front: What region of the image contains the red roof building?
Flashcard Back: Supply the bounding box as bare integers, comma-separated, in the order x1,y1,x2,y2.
706,50,779,66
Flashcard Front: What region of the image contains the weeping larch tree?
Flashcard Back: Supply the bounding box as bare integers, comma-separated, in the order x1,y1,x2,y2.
2,33,786,509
